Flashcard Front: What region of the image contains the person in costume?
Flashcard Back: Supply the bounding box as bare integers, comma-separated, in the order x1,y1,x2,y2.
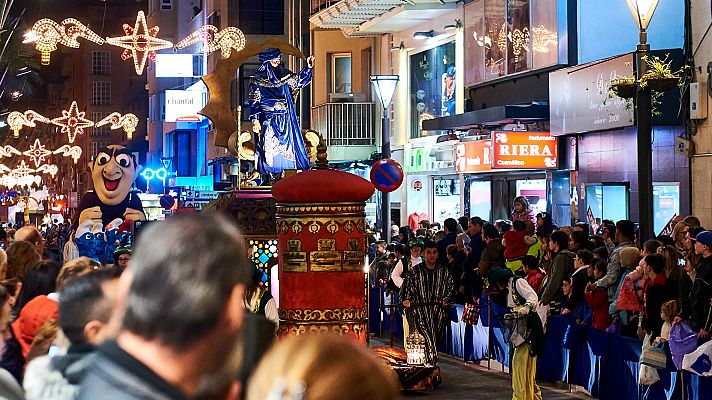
487,266,545,400
74,145,145,229
400,240,454,366
249,48,314,179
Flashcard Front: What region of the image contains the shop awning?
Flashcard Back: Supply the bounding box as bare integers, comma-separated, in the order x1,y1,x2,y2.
421,103,549,131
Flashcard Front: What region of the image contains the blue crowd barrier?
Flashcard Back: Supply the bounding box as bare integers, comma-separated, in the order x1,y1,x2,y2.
371,291,712,399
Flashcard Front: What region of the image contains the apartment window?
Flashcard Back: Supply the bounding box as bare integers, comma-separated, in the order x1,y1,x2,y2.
161,0,173,10
91,142,104,158
91,51,110,75
239,0,284,35
91,81,111,106
91,112,110,136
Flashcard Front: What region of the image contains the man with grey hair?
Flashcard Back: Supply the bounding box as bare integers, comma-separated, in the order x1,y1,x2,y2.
78,213,252,399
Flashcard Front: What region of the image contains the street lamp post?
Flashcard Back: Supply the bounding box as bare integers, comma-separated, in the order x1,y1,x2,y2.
627,0,659,244
370,75,399,242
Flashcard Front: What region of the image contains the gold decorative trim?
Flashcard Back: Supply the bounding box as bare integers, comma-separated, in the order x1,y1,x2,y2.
279,307,367,322
276,218,366,235
277,322,366,337
275,202,366,217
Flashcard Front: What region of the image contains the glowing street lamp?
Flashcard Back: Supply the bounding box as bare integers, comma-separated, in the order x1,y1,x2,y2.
370,74,399,242
625,0,660,244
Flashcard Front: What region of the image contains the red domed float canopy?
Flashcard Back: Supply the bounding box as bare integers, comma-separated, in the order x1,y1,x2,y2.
272,169,375,203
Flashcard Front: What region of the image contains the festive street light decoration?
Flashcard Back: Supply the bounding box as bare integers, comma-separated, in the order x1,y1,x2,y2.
36,163,59,177
23,139,53,168
95,112,139,139
7,110,50,138
53,145,83,164
141,167,168,182
27,18,105,65
175,25,246,58
0,146,21,158
51,101,94,143
105,11,173,75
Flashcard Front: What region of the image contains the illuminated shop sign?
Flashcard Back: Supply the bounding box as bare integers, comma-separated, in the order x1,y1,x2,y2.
492,131,558,169
455,140,492,173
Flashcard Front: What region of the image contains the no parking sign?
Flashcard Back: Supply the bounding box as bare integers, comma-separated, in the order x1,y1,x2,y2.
370,159,404,193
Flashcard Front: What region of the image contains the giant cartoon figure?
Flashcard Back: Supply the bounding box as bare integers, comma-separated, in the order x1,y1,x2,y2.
75,144,145,228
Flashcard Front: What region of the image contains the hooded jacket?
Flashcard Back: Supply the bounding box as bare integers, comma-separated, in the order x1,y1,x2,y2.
477,238,506,278
540,250,576,306
24,345,95,400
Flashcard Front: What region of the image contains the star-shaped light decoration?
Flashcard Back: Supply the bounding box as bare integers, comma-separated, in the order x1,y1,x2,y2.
51,101,94,143
23,139,52,168
106,11,173,75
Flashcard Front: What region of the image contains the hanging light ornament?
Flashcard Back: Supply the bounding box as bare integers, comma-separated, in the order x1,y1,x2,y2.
0,145,21,158
106,11,173,75
53,145,83,164
175,25,246,58
95,112,139,139
7,110,50,138
51,101,94,143
36,163,59,178
28,18,105,65
23,139,52,168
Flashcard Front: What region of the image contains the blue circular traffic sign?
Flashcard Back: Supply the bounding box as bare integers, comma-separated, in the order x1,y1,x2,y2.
370,158,404,193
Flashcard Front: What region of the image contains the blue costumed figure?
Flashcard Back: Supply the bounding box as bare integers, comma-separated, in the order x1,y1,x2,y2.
249,48,314,179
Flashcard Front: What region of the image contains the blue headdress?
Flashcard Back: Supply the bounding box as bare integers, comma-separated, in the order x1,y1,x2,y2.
259,48,282,63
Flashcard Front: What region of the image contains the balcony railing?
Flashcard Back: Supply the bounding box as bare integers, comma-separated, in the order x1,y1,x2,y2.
310,0,341,15
310,102,377,147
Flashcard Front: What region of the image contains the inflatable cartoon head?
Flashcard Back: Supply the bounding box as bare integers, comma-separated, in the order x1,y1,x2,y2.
90,145,141,206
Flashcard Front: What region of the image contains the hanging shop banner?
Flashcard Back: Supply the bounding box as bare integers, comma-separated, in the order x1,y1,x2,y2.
492,131,558,169
455,140,492,173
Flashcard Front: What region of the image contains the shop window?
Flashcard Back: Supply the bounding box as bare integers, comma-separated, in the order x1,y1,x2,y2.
464,0,560,85
585,184,629,224
433,178,461,226
409,42,456,138
329,53,352,94
170,131,196,177
469,180,492,221
516,179,547,216
653,183,680,236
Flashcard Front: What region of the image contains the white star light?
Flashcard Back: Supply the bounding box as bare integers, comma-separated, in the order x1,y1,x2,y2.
106,11,173,75
23,139,52,168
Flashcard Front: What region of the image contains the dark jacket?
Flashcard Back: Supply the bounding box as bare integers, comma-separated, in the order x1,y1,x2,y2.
566,267,590,313
477,238,506,278
682,255,712,332
540,250,575,306
437,232,458,266
78,340,191,400
643,274,675,339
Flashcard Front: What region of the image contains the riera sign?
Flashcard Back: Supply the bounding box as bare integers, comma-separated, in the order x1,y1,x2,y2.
492,131,558,169
455,140,491,173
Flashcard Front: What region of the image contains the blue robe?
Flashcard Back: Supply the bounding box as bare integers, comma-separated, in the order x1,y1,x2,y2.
249,63,312,175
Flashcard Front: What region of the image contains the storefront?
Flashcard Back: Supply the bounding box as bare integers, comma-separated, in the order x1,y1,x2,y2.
456,131,568,223
550,52,690,232
403,136,459,228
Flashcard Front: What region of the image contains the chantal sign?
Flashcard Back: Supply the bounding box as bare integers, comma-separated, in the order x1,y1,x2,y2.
455,140,492,173
492,131,558,169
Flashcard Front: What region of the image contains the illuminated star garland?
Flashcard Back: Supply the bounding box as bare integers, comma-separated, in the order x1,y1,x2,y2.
23,139,52,168
96,112,139,139
175,25,246,58
105,11,173,75
7,110,50,138
27,18,105,65
53,145,83,164
50,101,94,143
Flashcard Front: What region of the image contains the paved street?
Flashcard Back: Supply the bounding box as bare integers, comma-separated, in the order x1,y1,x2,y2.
399,356,587,399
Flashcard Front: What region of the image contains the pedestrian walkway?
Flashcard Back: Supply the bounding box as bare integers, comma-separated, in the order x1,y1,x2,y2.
401,356,588,399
